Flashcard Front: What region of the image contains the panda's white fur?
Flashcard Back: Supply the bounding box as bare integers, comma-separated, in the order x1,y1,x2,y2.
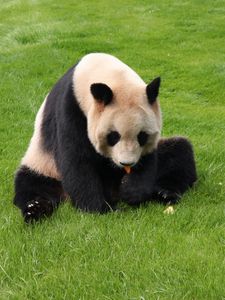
73,53,162,166
21,96,60,180
74,53,146,112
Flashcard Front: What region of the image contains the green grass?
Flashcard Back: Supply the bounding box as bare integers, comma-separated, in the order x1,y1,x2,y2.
1,0,225,299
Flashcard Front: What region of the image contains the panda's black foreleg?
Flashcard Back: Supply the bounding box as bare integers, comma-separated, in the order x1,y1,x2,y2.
13,166,64,222
152,137,197,204
55,83,117,213
100,168,124,210
119,151,157,206
59,158,112,213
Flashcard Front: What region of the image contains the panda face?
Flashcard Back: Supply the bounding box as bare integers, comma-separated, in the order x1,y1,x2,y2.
91,105,160,168
74,53,162,168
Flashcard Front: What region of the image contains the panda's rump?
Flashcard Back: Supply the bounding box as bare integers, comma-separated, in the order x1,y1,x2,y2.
21,96,60,180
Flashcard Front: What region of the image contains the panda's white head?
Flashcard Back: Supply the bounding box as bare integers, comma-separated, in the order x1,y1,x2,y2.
87,77,161,168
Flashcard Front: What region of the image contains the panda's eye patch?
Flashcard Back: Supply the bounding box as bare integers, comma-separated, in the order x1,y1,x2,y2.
137,131,149,146
107,131,121,146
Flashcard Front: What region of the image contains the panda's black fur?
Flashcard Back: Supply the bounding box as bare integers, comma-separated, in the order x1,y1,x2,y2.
13,55,197,222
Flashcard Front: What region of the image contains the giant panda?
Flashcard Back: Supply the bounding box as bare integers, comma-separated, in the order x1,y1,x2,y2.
13,53,197,222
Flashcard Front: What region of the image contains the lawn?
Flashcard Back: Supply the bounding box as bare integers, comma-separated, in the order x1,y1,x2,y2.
0,0,225,299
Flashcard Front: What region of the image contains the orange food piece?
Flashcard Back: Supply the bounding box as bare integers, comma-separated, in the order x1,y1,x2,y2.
124,166,131,174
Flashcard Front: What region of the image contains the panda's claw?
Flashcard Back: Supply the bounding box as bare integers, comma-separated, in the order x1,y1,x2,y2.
23,198,55,223
155,188,181,204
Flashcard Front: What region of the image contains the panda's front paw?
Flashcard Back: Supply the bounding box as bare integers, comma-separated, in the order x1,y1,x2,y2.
120,176,151,206
153,188,181,205
23,197,54,223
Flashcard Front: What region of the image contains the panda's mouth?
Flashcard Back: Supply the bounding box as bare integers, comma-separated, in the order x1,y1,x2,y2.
108,158,135,170
119,161,136,168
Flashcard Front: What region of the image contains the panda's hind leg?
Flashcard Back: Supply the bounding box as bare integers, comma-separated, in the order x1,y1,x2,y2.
13,166,64,223
153,137,197,204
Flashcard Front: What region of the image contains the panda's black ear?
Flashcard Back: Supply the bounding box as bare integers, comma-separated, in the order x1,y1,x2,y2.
146,77,161,104
90,83,113,106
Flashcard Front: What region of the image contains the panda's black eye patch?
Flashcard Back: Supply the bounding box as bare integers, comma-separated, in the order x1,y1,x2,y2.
137,131,149,146
107,131,120,146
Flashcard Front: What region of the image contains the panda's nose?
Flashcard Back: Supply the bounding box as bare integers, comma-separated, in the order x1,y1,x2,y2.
120,162,135,167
